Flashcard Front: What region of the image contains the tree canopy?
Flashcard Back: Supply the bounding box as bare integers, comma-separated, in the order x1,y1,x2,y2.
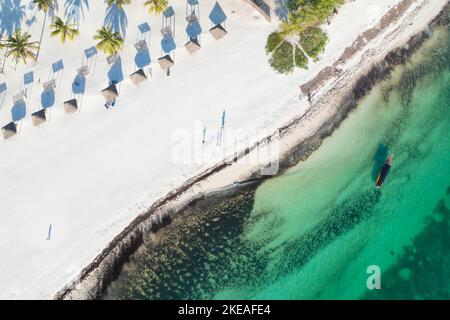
266,0,344,74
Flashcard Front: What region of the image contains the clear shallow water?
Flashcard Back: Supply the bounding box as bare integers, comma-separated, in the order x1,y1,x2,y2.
104,28,450,300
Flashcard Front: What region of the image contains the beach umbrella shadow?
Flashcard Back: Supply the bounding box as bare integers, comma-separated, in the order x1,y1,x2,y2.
41,89,55,109
108,57,124,84
161,34,176,53
134,48,151,69
72,74,86,94
11,100,26,122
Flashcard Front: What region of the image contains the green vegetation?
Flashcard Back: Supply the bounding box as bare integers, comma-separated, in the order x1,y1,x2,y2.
269,41,294,74
3,29,39,66
93,26,124,55
144,0,168,15
299,27,328,61
266,32,283,53
50,17,79,43
294,45,308,69
266,0,344,74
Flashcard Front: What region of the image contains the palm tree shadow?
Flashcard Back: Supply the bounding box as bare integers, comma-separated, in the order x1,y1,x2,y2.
371,143,389,181
104,4,128,38
135,48,151,68
272,0,288,20
64,0,90,23
0,0,26,37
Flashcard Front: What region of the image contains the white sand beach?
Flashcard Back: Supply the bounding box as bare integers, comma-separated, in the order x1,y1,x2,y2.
0,0,447,299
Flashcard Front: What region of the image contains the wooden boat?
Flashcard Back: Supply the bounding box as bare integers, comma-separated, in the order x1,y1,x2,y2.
375,154,393,188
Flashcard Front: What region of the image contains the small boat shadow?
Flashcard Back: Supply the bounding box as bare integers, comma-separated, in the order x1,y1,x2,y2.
371,143,389,182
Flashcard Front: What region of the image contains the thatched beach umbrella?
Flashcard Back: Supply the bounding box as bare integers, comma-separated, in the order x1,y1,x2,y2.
64,99,78,114
209,24,227,40
2,122,17,140
31,109,47,126
185,39,201,54
130,69,147,85
158,55,174,70
101,84,119,103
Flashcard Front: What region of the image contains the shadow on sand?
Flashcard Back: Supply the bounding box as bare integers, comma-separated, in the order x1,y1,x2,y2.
11,100,26,121
272,0,288,20
0,0,26,37
72,74,86,94
104,4,128,37
108,57,124,84
135,49,151,69
41,89,55,108
64,0,90,22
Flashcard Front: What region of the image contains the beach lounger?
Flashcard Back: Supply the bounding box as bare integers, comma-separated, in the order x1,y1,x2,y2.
107,53,119,66
43,79,56,91
161,25,173,37
77,65,90,76
134,40,148,52
13,92,25,104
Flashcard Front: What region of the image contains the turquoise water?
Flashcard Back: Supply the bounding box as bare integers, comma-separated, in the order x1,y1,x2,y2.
104,27,450,300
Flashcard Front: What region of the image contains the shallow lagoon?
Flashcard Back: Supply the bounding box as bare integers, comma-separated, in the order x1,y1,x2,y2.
105,27,450,300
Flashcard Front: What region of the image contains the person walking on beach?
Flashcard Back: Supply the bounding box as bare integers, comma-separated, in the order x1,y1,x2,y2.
216,110,226,146
202,126,207,144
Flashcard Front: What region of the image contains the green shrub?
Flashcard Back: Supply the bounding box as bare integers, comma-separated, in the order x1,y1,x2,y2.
294,46,308,69
289,0,345,32
270,41,294,74
287,0,308,12
266,32,283,53
300,27,328,61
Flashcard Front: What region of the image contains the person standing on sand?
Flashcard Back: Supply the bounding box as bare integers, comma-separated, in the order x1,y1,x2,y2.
47,224,52,240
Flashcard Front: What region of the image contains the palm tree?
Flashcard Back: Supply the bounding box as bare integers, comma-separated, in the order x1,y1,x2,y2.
93,26,123,56
144,0,168,15
3,30,39,67
50,17,79,43
106,0,131,9
33,0,56,60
